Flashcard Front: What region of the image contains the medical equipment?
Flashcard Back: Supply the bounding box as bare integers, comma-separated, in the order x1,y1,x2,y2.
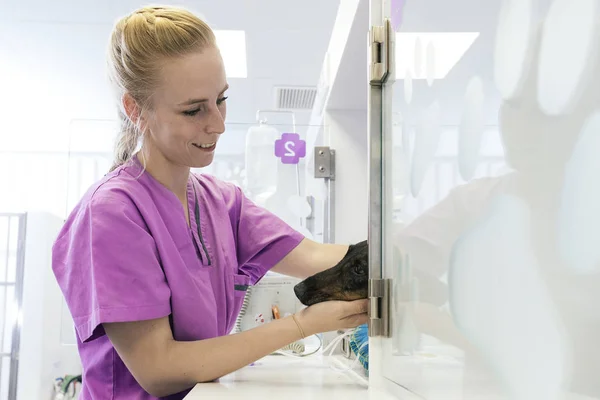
235,273,303,331
234,273,319,355
245,122,279,199
52,375,82,400
348,324,369,373
245,110,316,239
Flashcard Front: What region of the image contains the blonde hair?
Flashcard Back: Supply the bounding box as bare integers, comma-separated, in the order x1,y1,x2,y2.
107,5,216,171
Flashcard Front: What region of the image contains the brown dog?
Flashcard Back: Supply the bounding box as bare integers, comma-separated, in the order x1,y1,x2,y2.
293,240,368,306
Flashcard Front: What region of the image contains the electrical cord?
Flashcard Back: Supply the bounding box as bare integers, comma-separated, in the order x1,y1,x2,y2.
278,340,306,354
234,286,253,334
326,335,368,373
234,287,323,357
273,333,323,358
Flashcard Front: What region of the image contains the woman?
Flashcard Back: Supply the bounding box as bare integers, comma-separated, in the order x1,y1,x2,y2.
52,6,368,400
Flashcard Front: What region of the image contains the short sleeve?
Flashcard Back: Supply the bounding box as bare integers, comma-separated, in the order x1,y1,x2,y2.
228,185,305,284
51,195,172,343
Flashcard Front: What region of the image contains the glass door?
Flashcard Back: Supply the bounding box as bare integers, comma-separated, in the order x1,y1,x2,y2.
369,0,600,399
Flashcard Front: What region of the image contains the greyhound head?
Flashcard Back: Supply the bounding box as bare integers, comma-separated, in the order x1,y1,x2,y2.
294,240,368,306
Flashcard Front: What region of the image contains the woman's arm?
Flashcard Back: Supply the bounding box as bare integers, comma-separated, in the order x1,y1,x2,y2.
104,299,368,397
270,238,350,279
104,316,302,397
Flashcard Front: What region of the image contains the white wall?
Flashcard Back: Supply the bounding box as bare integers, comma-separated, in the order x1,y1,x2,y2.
325,110,369,244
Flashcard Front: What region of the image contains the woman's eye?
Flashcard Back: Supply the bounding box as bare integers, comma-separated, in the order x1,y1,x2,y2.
183,109,200,116
183,97,227,116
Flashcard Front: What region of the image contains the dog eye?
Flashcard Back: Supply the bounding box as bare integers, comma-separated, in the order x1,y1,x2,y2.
353,265,366,276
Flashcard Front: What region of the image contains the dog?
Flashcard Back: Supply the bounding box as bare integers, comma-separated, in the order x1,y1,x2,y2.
294,240,368,306
293,240,448,307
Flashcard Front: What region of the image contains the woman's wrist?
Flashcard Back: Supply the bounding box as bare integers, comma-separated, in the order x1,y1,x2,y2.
291,314,305,339
292,309,316,338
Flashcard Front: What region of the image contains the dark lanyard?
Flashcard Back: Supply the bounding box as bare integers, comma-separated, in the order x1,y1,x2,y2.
192,185,212,266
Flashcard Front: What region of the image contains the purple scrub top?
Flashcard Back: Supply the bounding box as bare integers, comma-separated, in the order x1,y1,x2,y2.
51,155,304,399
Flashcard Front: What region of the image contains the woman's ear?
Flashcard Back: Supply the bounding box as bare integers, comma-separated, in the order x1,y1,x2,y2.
122,93,141,127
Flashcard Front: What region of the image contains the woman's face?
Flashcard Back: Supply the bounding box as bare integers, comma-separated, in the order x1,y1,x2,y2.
144,46,228,169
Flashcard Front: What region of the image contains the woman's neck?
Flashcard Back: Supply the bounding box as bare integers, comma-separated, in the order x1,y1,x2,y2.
137,148,190,202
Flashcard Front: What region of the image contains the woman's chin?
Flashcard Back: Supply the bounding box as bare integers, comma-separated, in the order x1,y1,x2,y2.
189,154,215,169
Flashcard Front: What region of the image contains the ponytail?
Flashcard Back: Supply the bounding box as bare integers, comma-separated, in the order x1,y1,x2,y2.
109,109,140,172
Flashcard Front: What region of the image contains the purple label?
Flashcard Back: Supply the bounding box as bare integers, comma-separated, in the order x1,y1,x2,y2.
274,133,306,164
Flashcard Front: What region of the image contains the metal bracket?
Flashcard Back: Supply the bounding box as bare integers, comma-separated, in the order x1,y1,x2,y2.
368,278,392,337
314,146,336,244
369,19,392,87
314,146,336,179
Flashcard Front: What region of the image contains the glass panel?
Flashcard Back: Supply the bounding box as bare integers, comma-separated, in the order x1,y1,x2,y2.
6,217,19,284
0,356,9,400
379,0,600,399
2,285,14,355
0,288,5,344
0,217,8,282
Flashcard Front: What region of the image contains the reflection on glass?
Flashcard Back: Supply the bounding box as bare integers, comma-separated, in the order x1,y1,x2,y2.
244,123,279,200
414,37,423,77
425,41,436,87
537,0,600,115
450,195,565,400
493,0,535,101
458,75,485,182
404,70,413,104
559,111,600,275
381,0,600,398
410,101,441,197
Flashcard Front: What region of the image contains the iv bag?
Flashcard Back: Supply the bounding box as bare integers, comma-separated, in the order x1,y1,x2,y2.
245,124,279,197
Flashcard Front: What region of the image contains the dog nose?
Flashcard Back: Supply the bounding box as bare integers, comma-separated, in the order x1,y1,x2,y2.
293,283,304,300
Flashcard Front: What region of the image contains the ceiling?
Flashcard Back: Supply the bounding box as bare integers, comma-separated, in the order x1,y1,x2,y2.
0,0,557,152
0,0,340,152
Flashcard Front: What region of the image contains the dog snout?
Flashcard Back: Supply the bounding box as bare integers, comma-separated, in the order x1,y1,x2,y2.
293,282,304,299
293,281,321,306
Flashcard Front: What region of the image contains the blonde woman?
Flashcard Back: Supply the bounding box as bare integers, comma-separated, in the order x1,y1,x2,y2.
52,6,368,399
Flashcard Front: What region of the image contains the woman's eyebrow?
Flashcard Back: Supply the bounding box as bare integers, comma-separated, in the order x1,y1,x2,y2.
178,84,230,106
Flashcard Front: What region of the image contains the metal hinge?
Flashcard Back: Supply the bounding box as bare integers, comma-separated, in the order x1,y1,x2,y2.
369,278,392,337
369,19,393,86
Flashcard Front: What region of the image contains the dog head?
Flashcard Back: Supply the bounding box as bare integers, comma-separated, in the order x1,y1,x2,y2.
293,240,368,306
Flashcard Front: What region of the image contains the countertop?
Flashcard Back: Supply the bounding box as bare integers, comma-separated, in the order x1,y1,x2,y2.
184,354,374,399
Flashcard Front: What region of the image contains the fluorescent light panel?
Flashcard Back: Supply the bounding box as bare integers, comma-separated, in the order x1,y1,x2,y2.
214,30,248,78
395,32,480,79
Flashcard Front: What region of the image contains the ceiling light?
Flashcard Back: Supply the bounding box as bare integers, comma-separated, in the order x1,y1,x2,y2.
214,30,248,78
395,32,480,80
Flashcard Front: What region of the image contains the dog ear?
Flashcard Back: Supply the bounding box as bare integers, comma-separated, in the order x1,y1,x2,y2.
348,239,368,254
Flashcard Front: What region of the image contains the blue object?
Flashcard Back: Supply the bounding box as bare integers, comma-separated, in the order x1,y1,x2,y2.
348,324,369,373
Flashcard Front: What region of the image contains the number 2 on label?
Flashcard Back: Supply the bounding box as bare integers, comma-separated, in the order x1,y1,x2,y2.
284,141,295,157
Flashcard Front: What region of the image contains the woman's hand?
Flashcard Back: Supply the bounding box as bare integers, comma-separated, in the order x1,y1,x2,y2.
295,299,369,336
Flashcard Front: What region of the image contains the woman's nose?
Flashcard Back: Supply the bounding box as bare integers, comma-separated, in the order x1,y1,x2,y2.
206,108,225,135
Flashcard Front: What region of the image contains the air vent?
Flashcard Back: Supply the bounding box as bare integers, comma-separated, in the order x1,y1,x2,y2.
274,86,318,110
